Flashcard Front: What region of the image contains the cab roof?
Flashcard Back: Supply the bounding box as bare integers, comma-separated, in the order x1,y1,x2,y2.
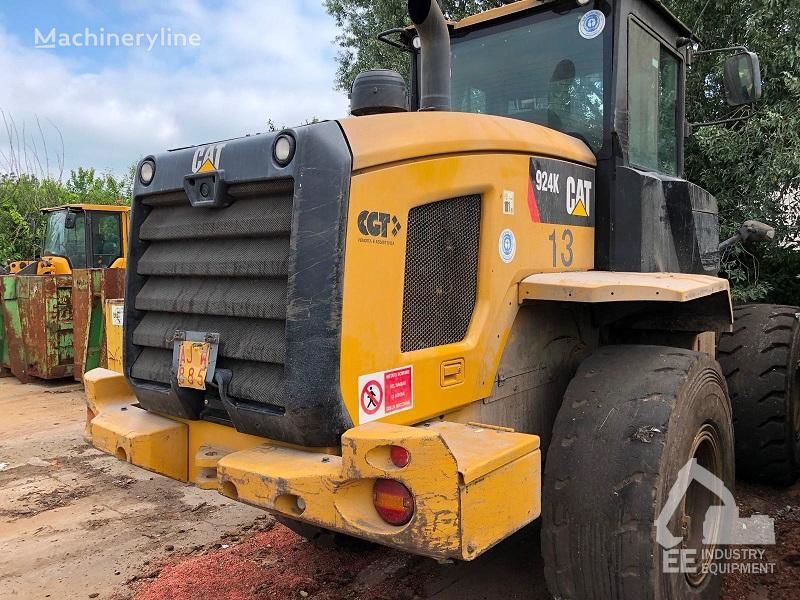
454,0,692,37
40,204,130,213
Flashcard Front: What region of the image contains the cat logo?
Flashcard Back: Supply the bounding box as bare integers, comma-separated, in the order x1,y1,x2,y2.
566,176,592,217
191,143,226,173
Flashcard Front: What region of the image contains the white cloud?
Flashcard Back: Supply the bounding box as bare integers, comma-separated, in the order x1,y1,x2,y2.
0,0,349,178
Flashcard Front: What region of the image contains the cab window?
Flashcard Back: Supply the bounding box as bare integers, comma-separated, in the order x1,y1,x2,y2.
90,213,123,267
451,5,606,150
43,210,87,268
628,19,680,175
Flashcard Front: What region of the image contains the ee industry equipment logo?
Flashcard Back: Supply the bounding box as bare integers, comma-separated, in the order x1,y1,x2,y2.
657,459,776,577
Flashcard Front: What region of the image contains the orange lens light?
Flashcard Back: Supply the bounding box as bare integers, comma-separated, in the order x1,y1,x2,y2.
373,479,414,525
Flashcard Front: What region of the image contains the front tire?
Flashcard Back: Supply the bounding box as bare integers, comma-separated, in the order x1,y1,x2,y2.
541,345,734,600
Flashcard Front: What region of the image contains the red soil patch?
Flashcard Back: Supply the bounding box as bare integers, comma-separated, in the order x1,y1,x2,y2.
132,480,800,600
133,522,427,600
722,480,800,600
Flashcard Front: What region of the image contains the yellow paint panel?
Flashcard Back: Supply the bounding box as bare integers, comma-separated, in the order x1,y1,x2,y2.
184,419,329,487
37,256,71,275
461,450,540,556
84,369,541,561
217,420,539,560
519,271,730,303
455,0,543,29
429,421,539,484
84,368,137,411
91,406,188,481
103,300,124,373
8,261,35,274
339,112,595,172
340,153,594,428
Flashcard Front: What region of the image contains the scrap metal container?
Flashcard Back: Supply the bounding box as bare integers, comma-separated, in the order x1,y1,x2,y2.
0,279,11,377
104,298,124,374
72,269,126,381
13,275,75,381
1,275,27,381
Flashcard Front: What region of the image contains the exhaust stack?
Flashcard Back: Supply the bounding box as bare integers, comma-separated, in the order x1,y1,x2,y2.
408,0,451,111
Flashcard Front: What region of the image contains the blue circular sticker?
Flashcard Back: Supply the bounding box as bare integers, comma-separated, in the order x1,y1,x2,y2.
499,229,516,264
579,10,606,39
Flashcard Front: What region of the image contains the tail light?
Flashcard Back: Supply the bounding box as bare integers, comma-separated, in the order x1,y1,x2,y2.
373,479,414,525
389,445,411,468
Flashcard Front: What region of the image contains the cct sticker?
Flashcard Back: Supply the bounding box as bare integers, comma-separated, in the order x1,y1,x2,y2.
358,366,413,424
499,229,516,263
578,10,605,39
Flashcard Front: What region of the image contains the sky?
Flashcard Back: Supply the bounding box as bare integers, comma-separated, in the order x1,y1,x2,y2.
0,0,351,178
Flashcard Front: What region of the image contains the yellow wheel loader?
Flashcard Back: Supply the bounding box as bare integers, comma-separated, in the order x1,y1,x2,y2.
84,1,799,598
7,204,130,275
1,204,129,381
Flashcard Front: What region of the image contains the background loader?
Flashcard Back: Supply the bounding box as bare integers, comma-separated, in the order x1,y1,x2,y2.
82,0,798,598
0,204,128,382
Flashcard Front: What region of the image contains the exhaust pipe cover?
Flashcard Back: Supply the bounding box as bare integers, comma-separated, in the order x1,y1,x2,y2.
408,0,451,111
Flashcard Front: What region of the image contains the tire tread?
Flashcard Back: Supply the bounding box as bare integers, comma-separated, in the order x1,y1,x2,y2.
717,303,800,484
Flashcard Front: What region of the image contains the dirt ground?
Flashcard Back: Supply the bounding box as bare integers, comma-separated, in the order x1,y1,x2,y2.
1,377,798,600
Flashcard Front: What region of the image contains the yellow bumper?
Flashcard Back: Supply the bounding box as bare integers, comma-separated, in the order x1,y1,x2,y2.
84,369,541,560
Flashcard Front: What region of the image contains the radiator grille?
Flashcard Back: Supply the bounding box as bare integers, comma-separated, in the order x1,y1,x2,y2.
400,195,481,352
130,179,293,408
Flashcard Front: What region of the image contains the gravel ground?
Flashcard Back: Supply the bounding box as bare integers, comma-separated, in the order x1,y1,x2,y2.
1,377,798,600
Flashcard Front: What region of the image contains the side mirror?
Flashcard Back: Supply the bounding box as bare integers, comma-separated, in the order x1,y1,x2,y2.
65,211,77,229
739,219,774,243
719,219,775,251
723,52,762,106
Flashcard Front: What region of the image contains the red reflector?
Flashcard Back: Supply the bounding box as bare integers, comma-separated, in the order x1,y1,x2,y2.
389,445,411,468
373,479,414,526
86,407,96,422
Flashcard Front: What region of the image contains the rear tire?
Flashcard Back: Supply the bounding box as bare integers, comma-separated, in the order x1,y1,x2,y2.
717,304,800,485
541,345,734,600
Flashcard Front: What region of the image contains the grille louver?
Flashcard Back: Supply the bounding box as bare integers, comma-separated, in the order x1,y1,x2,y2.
130,179,293,410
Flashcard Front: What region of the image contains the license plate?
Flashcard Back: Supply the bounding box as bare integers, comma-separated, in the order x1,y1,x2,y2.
177,341,211,390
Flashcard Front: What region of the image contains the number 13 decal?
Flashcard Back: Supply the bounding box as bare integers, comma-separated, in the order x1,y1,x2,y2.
549,228,574,267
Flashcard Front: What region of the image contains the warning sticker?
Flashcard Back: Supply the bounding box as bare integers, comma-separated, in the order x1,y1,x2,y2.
111,304,124,326
358,366,413,424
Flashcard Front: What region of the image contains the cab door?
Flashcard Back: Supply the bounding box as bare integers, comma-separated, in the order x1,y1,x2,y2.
86,211,125,268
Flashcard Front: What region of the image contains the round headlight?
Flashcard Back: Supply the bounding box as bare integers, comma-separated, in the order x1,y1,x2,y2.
139,160,155,185
273,134,296,167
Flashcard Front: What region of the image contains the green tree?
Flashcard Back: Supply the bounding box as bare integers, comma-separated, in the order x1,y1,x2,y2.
326,0,800,302
666,0,800,302
0,174,69,265
323,0,508,92
65,167,133,205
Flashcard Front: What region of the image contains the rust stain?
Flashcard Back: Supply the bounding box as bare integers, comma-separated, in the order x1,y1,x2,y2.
15,274,75,380
72,269,125,381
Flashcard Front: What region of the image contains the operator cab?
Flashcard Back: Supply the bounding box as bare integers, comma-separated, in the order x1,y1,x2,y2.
40,205,127,270
391,0,762,274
